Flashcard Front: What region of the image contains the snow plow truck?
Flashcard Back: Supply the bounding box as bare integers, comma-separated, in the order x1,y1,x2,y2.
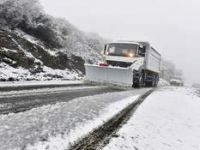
85,41,162,87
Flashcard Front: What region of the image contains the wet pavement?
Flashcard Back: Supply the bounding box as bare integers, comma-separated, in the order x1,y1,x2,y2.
0,85,123,114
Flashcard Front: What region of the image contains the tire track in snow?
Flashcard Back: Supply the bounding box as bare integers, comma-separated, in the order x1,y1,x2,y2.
69,89,154,150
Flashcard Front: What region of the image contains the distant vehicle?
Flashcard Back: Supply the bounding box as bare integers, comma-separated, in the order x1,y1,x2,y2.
170,77,184,86
85,41,162,87
192,83,200,88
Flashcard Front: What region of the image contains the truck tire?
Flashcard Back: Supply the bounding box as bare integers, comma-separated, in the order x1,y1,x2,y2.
154,75,159,87
145,81,154,87
145,74,158,87
152,79,157,87
138,76,143,88
132,75,143,88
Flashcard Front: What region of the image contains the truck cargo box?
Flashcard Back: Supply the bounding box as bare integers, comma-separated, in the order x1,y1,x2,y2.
145,47,162,73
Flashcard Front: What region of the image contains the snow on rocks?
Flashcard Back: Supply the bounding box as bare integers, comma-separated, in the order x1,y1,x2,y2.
17,30,59,57
0,62,30,81
1,47,18,53
103,87,200,150
0,62,81,81
0,88,150,150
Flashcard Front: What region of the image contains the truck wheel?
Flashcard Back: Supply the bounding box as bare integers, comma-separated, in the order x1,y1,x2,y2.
154,81,158,87
148,80,154,87
152,80,157,87
145,80,155,87
154,75,159,87
154,79,159,87
138,76,143,88
133,76,143,88
144,81,149,87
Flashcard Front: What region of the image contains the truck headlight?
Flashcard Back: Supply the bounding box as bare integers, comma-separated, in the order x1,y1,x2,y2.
128,53,135,57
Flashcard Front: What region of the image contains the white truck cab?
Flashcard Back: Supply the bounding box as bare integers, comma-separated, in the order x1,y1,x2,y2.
85,41,162,87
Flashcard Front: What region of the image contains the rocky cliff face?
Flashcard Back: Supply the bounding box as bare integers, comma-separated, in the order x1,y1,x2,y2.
0,0,104,81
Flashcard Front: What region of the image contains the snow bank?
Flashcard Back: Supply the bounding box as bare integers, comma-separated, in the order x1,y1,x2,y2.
158,78,170,86
0,62,81,81
0,88,150,150
103,87,200,150
0,63,29,80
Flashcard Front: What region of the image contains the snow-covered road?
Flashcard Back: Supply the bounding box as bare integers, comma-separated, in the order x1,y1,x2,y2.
0,80,84,87
0,86,151,150
103,87,200,150
0,80,85,91
0,85,121,114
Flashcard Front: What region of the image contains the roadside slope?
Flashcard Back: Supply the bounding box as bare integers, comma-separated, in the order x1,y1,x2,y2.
0,0,104,81
103,87,200,150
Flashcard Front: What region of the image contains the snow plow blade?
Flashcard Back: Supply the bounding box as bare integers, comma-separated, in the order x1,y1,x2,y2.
84,64,133,87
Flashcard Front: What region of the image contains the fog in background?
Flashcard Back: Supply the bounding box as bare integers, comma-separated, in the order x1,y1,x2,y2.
39,0,200,84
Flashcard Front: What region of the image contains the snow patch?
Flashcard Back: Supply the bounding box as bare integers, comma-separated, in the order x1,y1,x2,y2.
1,47,18,53
0,62,81,81
0,62,30,80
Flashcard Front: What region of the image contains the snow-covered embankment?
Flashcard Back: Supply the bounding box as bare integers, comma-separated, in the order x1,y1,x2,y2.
103,87,200,150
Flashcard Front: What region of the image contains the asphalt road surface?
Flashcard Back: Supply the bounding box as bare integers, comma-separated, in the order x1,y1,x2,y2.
0,85,124,114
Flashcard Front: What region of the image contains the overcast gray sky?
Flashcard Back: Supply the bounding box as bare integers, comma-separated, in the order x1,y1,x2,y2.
39,0,200,84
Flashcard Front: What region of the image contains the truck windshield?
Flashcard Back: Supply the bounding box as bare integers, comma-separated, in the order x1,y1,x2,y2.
106,43,138,57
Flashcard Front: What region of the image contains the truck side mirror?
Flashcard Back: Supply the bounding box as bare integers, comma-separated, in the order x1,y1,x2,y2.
138,47,145,57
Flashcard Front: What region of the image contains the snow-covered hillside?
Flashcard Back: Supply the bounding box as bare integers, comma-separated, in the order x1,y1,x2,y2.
0,0,104,81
